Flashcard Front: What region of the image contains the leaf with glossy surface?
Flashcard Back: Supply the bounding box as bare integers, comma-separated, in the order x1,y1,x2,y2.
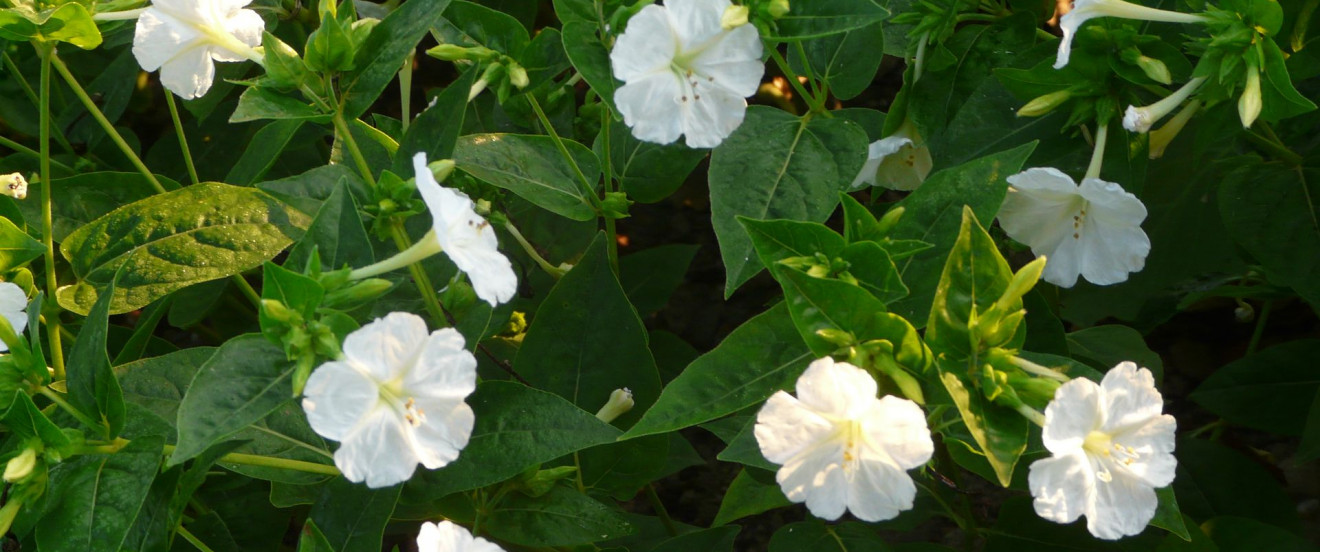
712,469,790,526
937,360,1028,487
485,486,635,547
65,277,127,438
0,216,43,271
34,436,165,552
17,172,176,242
455,134,599,221
340,0,453,118
765,0,890,40
925,207,1016,357
309,480,401,552
596,119,707,203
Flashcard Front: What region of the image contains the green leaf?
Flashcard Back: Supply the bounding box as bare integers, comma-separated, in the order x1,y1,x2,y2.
1219,165,1320,310
340,0,453,118
596,118,707,203
839,241,908,304
262,263,323,320
765,0,890,40
285,181,375,271
776,265,883,355
484,485,635,547
297,519,336,552
717,415,778,472
309,480,401,552
515,234,660,424
768,521,888,551
840,193,884,243
435,0,530,56
1202,516,1315,552
1190,340,1320,436
741,218,847,274
889,142,1035,323
622,303,810,439
0,216,43,271
1151,486,1192,541
800,22,886,100
618,244,699,318
392,67,479,174
518,27,571,91
411,381,621,496
712,469,791,526
561,21,618,115
1259,39,1316,122
65,277,126,439
710,106,868,295
578,434,670,500
115,348,217,433
937,359,1028,487
17,172,177,242
2,391,71,449
1298,387,1320,464
0,3,102,48
57,182,309,315
1174,438,1300,532
454,133,599,221
170,335,295,465
225,120,307,185
258,164,368,216
1065,325,1164,380
925,206,1016,357
34,436,165,552
653,526,740,552
230,87,330,123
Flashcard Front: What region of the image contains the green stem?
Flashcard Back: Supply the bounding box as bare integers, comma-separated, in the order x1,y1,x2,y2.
792,41,824,108
332,110,377,187
599,106,619,270
1246,300,1271,355
526,94,600,209
1016,404,1047,427
399,50,415,134
51,53,167,194
231,275,261,308
38,387,100,431
644,484,679,537
161,444,341,475
502,220,565,278
164,93,200,185
388,223,448,327
0,135,75,173
38,49,65,380
177,524,218,552
3,52,75,154
767,47,817,110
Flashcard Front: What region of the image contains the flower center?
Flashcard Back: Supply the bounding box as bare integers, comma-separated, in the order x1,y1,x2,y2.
378,381,426,428
669,63,713,105
1070,202,1090,240
1082,430,1141,482
835,420,864,471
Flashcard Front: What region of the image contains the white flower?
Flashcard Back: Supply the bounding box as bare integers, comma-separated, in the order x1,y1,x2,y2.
998,168,1150,288
301,313,477,488
609,0,764,148
1055,0,1207,69
132,0,265,99
1028,362,1177,540
754,357,933,522
849,121,933,191
416,520,504,552
0,282,28,353
1238,67,1262,129
1121,77,1205,133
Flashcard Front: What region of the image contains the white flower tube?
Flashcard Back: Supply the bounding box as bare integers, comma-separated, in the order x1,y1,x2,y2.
849,120,933,191
1122,77,1205,133
1028,362,1177,540
609,0,765,148
1055,0,1207,69
301,313,478,488
0,282,28,353
416,520,505,552
997,168,1150,287
755,358,934,522
132,0,266,99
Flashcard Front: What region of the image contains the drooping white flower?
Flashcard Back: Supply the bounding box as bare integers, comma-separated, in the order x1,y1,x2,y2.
302,313,477,488
1055,0,1207,69
849,120,933,191
416,520,505,552
609,0,764,148
348,153,518,306
132,0,265,99
1122,77,1205,133
997,168,1150,288
0,283,28,353
755,357,934,522
1028,362,1176,540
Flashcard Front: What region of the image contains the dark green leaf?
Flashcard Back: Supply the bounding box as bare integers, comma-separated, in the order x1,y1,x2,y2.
285,181,375,271
484,486,634,547
1066,325,1164,381
1202,516,1315,552
596,118,707,203
65,277,126,438
340,0,454,118
0,216,44,271
1174,438,1300,532
226,120,306,185
765,0,890,41
618,244,699,317
435,0,530,56
712,469,790,526
17,172,177,242
561,21,618,115
309,480,401,552
393,67,479,174
1219,165,1320,310
1190,340,1320,436
231,87,330,123
768,521,888,552
454,133,599,221
34,436,164,552
653,526,740,552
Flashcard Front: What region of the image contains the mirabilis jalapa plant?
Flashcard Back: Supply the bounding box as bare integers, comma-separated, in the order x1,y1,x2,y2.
0,0,1313,547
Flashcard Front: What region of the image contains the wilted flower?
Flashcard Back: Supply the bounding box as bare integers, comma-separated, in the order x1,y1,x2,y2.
997,168,1150,287
1122,77,1205,133
416,520,505,552
0,282,28,354
132,0,266,99
302,313,477,488
610,0,764,148
1028,362,1177,540
1055,0,1207,69
755,357,934,522
849,120,933,191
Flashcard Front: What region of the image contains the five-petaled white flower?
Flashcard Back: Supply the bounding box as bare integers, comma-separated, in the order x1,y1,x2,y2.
416,520,505,552
755,357,934,522
997,168,1150,288
302,312,477,488
1055,0,1207,69
610,0,764,148
0,282,27,353
132,0,265,99
850,121,933,191
1028,362,1177,540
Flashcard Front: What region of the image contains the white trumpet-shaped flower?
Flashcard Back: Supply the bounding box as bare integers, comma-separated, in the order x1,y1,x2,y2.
0,282,28,353
1122,77,1205,133
755,358,934,522
416,520,505,552
132,0,265,99
609,0,764,148
302,313,477,488
997,168,1150,288
1055,0,1207,69
1028,362,1177,540
849,120,933,191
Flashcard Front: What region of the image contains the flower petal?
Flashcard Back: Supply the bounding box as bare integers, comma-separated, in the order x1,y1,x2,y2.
679,83,747,148
1098,363,1164,434
1075,179,1150,285
1042,377,1103,454
610,5,677,82
301,361,378,442
876,142,931,191
861,396,933,470
132,9,202,72
404,328,478,401
1054,10,1094,69
407,398,474,470
776,436,849,520
158,43,217,100
212,8,264,61
444,237,518,306
1113,414,1176,488
847,457,918,522
666,0,730,45
755,391,834,464
615,72,685,145
417,521,506,552
999,168,1087,287
794,358,878,419
1028,452,1094,525
342,312,429,382
688,25,763,97
414,153,476,232
334,407,419,488
1087,469,1158,539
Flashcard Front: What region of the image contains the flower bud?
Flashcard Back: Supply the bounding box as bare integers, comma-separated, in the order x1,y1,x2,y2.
260,299,299,324
427,159,456,183
1238,67,1262,129
1147,99,1199,159
506,61,530,89
520,466,578,497
1017,89,1074,117
595,388,634,423
876,206,905,236
600,191,633,220
426,44,497,62
1135,55,1172,85
721,5,750,29
767,0,790,18
1,173,28,200
4,448,37,482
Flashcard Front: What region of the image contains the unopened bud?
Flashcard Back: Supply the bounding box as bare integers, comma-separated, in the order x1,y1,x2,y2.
595,388,634,423
1017,89,1073,117
768,0,790,18
4,448,36,482
506,62,529,88
0,173,28,200
1148,99,1199,159
260,299,298,324
1135,55,1172,85
721,5,749,28
520,466,578,497
426,44,497,62
427,159,456,183
324,278,393,308
876,206,905,236
996,256,1047,312
1238,67,1262,129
